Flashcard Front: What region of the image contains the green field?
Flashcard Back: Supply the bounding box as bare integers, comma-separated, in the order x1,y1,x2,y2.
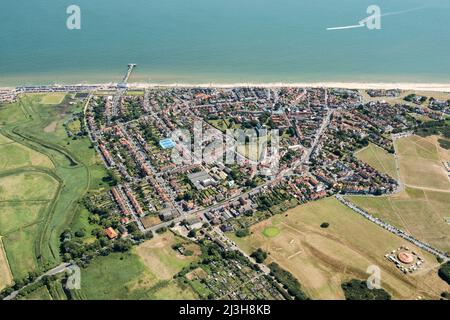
0,93,109,284
76,233,199,300
262,226,280,238
0,137,53,170
356,143,397,179
229,197,447,300
18,285,53,300
0,169,59,279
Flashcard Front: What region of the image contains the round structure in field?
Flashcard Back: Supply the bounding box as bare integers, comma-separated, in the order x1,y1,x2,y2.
263,226,280,238
397,251,414,264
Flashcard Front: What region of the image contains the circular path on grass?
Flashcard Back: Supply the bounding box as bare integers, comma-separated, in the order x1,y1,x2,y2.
262,226,280,238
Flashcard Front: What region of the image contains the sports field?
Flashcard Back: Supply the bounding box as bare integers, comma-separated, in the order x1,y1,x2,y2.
356,143,397,179
77,232,199,300
229,197,447,300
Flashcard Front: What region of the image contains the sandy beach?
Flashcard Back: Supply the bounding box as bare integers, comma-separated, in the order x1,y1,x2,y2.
3,82,450,93
129,82,450,92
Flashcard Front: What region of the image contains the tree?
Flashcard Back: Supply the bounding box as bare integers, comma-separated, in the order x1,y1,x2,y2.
438,262,450,285
235,228,250,238
341,279,391,300
187,229,197,238
113,239,133,252
250,248,268,263
75,229,86,237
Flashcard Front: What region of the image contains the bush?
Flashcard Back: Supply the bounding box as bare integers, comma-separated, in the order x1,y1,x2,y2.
438,262,450,285
320,222,330,228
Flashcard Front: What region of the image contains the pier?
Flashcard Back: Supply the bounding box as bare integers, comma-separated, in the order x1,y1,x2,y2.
110,64,137,123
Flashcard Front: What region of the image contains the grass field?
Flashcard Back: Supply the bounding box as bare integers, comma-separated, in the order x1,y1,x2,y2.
18,285,53,300
77,233,199,300
396,135,450,191
135,232,199,280
0,134,53,170
0,171,58,201
356,143,397,179
3,224,41,279
347,187,450,253
229,197,447,300
0,238,13,290
0,202,48,235
0,170,59,279
348,135,450,253
40,93,66,105
0,93,110,284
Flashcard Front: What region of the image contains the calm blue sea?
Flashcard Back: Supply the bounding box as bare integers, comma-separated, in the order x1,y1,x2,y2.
1,0,450,85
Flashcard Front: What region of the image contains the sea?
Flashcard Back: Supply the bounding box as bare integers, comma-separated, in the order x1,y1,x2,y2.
1,0,450,86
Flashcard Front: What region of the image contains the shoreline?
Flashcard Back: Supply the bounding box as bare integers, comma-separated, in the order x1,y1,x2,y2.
3,82,450,92
136,82,450,92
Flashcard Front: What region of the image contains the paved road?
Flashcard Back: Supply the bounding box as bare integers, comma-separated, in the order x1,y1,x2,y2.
4,263,71,300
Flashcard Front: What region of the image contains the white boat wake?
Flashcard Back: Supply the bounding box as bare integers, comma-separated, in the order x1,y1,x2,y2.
326,5,428,31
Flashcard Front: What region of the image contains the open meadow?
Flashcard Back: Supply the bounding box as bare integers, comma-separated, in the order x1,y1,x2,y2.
76,232,199,300
229,197,448,300
0,92,109,285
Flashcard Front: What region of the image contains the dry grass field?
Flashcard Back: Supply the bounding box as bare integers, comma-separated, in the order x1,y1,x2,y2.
40,93,66,105
135,232,200,280
396,135,450,191
350,135,450,252
359,90,450,106
356,143,397,179
347,187,450,253
0,172,58,201
230,197,448,300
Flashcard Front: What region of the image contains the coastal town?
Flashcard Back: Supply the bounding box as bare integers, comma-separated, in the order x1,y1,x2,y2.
1,75,449,301
77,80,449,261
